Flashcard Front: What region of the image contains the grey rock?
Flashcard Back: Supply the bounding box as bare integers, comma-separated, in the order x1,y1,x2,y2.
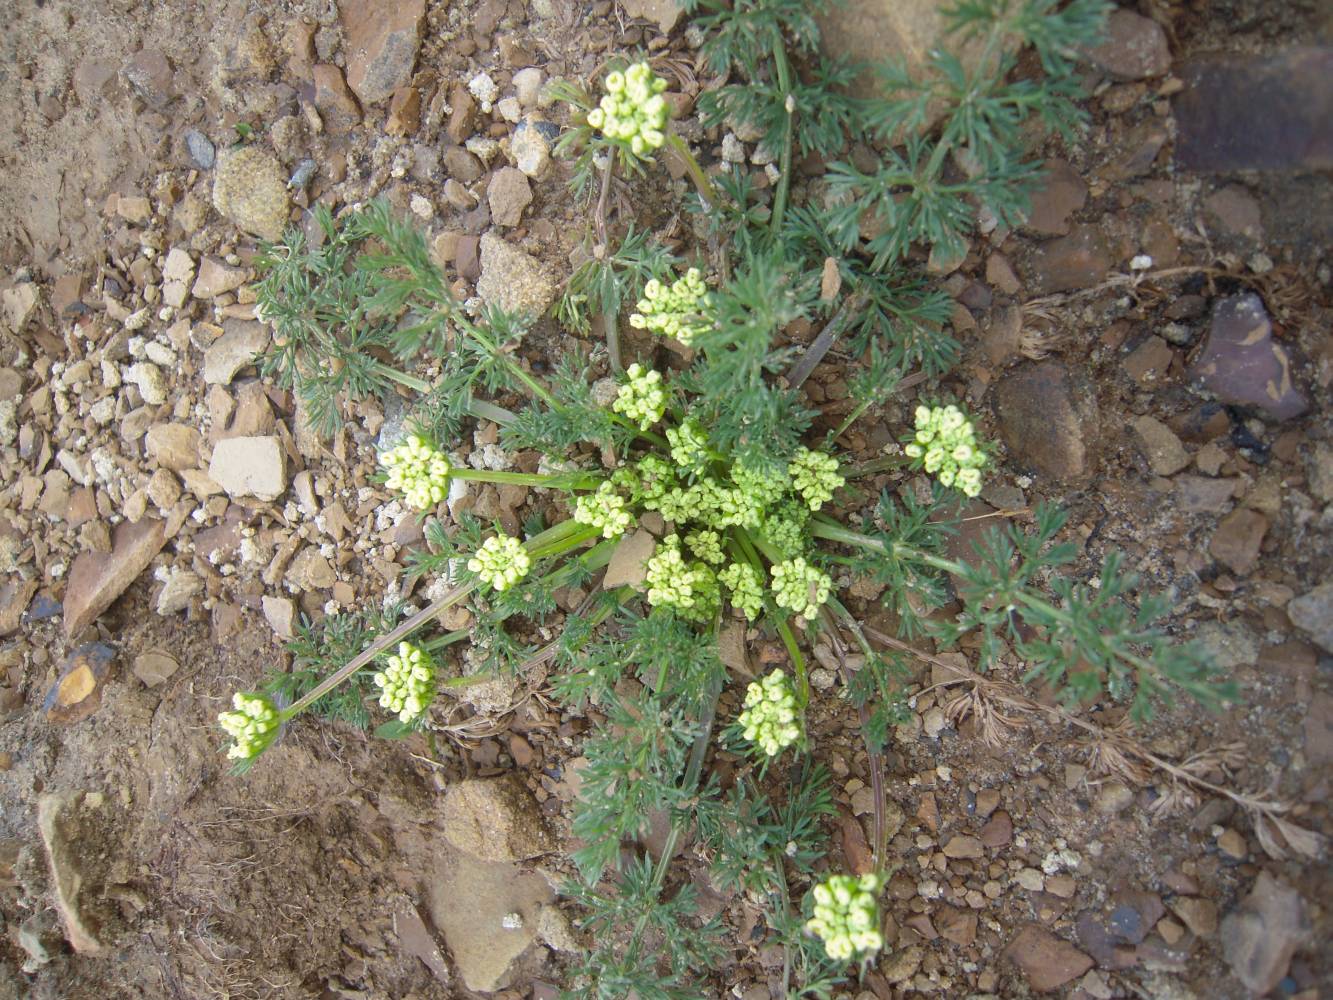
993,361,1099,482
1131,415,1189,476
184,129,215,169
1287,582,1333,653
209,436,286,501
203,321,269,385
1187,294,1307,421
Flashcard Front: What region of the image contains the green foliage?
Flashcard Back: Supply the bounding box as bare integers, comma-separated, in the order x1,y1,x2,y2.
556,226,679,336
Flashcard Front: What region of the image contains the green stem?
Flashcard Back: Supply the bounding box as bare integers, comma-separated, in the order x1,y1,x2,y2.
775,616,808,710
465,395,518,426
371,361,432,395
843,455,906,479
451,468,599,490
281,519,590,719
666,133,719,208
422,629,469,652
769,42,795,237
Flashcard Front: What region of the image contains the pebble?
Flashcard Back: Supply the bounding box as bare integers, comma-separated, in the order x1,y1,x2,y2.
1022,223,1111,294
343,0,425,106
1187,294,1307,421
160,248,196,308
192,257,250,299
154,566,203,615
1004,924,1094,992
1168,896,1218,937
43,642,117,724
440,774,554,863
1219,872,1312,995
721,133,745,163
203,321,269,385
209,436,287,501
487,167,533,227
1208,508,1268,575
1287,582,1333,653
511,123,551,179
942,834,984,859
1131,415,1189,476
124,362,168,405
131,649,180,688
1016,867,1045,891
1083,9,1172,80
512,67,543,107
262,595,297,640
921,706,946,737
1123,335,1173,386
468,71,499,111
993,361,1100,482
1216,828,1247,860
476,233,559,315
212,146,290,242
1024,159,1087,236
184,129,216,169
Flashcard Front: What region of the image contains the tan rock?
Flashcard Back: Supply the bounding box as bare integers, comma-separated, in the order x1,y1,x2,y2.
212,145,290,241
209,436,286,501
440,774,554,863
37,792,106,954
145,423,202,471
191,256,250,299
63,519,166,638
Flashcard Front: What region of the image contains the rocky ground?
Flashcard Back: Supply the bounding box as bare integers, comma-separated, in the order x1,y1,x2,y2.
0,0,1330,998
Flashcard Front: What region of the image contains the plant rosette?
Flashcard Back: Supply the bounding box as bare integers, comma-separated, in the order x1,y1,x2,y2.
806,873,885,962
903,404,987,497
373,641,437,723
738,669,801,756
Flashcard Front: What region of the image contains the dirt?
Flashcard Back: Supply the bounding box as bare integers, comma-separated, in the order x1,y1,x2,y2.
1,1,1330,999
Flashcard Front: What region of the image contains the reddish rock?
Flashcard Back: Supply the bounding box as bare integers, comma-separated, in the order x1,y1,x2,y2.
447,81,477,144
311,64,362,131
1188,294,1307,421
1005,924,1094,992
937,906,977,946
1083,9,1171,80
1204,185,1264,241
63,518,166,638
942,834,984,859
386,85,421,136
43,642,117,724
1024,159,1087,236
993,361,1100,483
1023,224,1110,294
342,0,425,106
1208,508,1268,575
979,810,1012,848
1174,47,1333,172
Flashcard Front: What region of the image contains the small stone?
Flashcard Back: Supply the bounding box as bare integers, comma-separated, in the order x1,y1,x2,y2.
209,436,286,501
0,579,38,637
192,256,250,299
921,706,946,737
1208,508,1268,575
468,71,499,109
942,834,984,859
213,146,290,241
1083,9,1171,80
285,547,336,591
487,167,533,227
184,129,216,169
132,649,179,688
155,566,202,615
1168,896,1218,938
1174,475,1237,514
721,132,745,163
1024,159,1087,236
43,643,117,725
1157,916,1186,945
160,248,196,308
440,774,555,862
342,0,425,105
1123,335,1173,387
511,124,551,179
262,595,297,640
146,468,182,510
444,145,483,183
117,195,153,225
979,810,1012,848
937,907,978,947
985,252,1021,295
312,64,362,131
1188,293,1307,421
1219,872,1311,996
620,0,684,33
125,362,168,405
1204,186,1264,242
1023,224,1111,294
477,233,559,316
63,518,167,638
1046,874,1077,899
1132,415,1189,476
37,792,107,953
204,321,269,385
1004,925,1094,992
512,67,543,107
1216,828,1247,860
604,529,655,589
145,423,202,471
386,85,422,135
1287,582,1333,654
1016,868,1045,891
993,361,1100,483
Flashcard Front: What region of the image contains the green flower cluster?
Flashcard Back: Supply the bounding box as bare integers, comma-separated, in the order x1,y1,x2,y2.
771,557,832,622
738,670,800,756
218,692,281,761
373,641,436,723
789,446,844,511
645,534,717,622
381,434,451,510
629,268,710,346
468,533,532,592
718,562,764,620
574,482,635,539
612,363,667,430
666,418,709,468
685,528,724,565
586,61,669,158
904,404,986,497
807,873,885,961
